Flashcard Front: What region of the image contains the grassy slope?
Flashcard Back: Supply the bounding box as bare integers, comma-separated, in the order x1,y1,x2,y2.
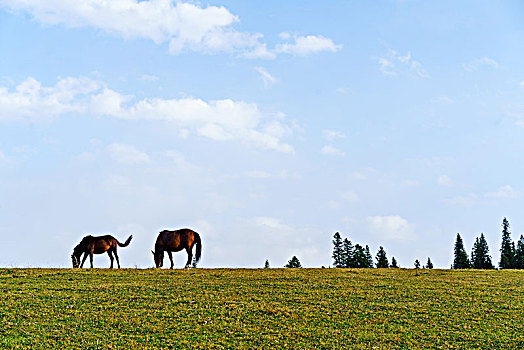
1,268,523,349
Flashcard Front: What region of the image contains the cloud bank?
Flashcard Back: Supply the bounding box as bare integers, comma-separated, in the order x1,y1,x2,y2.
0,76,294,153
367,215,416,241
1,0,340,58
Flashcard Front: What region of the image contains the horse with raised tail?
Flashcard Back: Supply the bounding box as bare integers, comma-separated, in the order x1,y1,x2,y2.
71,234,133,268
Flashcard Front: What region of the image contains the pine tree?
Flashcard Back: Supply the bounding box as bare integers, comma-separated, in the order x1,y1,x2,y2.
414,259,420,269
375,246,389,268
353,244,368,268
365,245,374,268
332,232,344,268
515,235,524,269
264,259,270,268
425,257,433,269
390,257,399,268
342,238,354,268
285,256,302,268
453,233,471,269
499,218,516,269
471,233,494,269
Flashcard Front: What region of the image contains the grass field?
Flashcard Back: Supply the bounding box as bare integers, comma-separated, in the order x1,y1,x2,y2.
1,268,523,349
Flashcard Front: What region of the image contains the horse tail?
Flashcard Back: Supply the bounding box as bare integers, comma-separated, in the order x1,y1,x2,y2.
117,235,133,247
194,232,202,263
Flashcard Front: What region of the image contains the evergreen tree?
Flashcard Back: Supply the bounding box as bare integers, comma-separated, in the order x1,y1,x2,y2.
515,235,524,269
414,259,420,269
471,233,494,269
285,256,302,268
365,245,374,268
353,244,368,268
342,238,354,268
453,233,471,269
390,257,399,268
332,232,344,268
425,257,433,269
264,259,270,268
499,218,516,269
375,246,389,268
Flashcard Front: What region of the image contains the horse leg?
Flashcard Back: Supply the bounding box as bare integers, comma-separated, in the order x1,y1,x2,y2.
167,251,174,269
114,250,121,269
185,247,193,268
108,250,114,269
80,253,88,268
87,243,95,268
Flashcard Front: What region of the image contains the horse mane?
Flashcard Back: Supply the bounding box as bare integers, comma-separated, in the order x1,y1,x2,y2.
73,235,93,255
72,243,83,256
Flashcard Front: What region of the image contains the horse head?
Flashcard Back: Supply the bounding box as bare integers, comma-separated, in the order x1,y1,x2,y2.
71,253,80,268
152,250,164,268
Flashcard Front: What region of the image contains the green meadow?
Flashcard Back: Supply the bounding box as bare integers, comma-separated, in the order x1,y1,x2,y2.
1,268,523,349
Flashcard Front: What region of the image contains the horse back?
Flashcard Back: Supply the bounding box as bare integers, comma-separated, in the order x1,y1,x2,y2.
81,234,115,253
157,229,196,252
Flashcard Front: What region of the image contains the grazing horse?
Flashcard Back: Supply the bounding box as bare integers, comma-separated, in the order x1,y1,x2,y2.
152,229,202,269
71,234,133,268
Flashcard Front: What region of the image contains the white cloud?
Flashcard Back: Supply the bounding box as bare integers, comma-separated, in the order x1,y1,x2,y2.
140,75,159,82
437,175,452,186
164,150,196,171
178,129,190,139
377,50,429,78
431,95,454,104
340,191,359,202
0,76,99,122
244,170,272,179
402,180,420,187
322,129,346,140
352,171,367,180
106,174,133,188
2,0,267,56
279,32,292,40
0,150,9,164
444,193,479,206
1,1,339,59
254,67,277,87
76,151,96,161
241,44,276,59
0,76,294,153
108,143,151,164
485,185,519,199
275,34,342,56
253,216,292,231
320,145,344,156
515,118,524,128
367,215,416,241
520,81,524,87
243,169,296,179
463,57,499,72
378,57,395,76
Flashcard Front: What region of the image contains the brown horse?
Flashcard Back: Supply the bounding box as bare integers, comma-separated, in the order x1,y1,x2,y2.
71,234,133,268
152,229,202,268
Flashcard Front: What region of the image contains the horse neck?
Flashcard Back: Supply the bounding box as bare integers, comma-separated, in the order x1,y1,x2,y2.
154,238,164,252
73,244,84,256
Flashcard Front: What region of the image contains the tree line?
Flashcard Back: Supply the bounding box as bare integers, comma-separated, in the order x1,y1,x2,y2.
276,217,524,269
330,231,432,269
453,217,524,269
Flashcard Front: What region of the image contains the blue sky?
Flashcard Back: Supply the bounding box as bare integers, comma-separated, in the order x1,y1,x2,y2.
1,0,524,268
